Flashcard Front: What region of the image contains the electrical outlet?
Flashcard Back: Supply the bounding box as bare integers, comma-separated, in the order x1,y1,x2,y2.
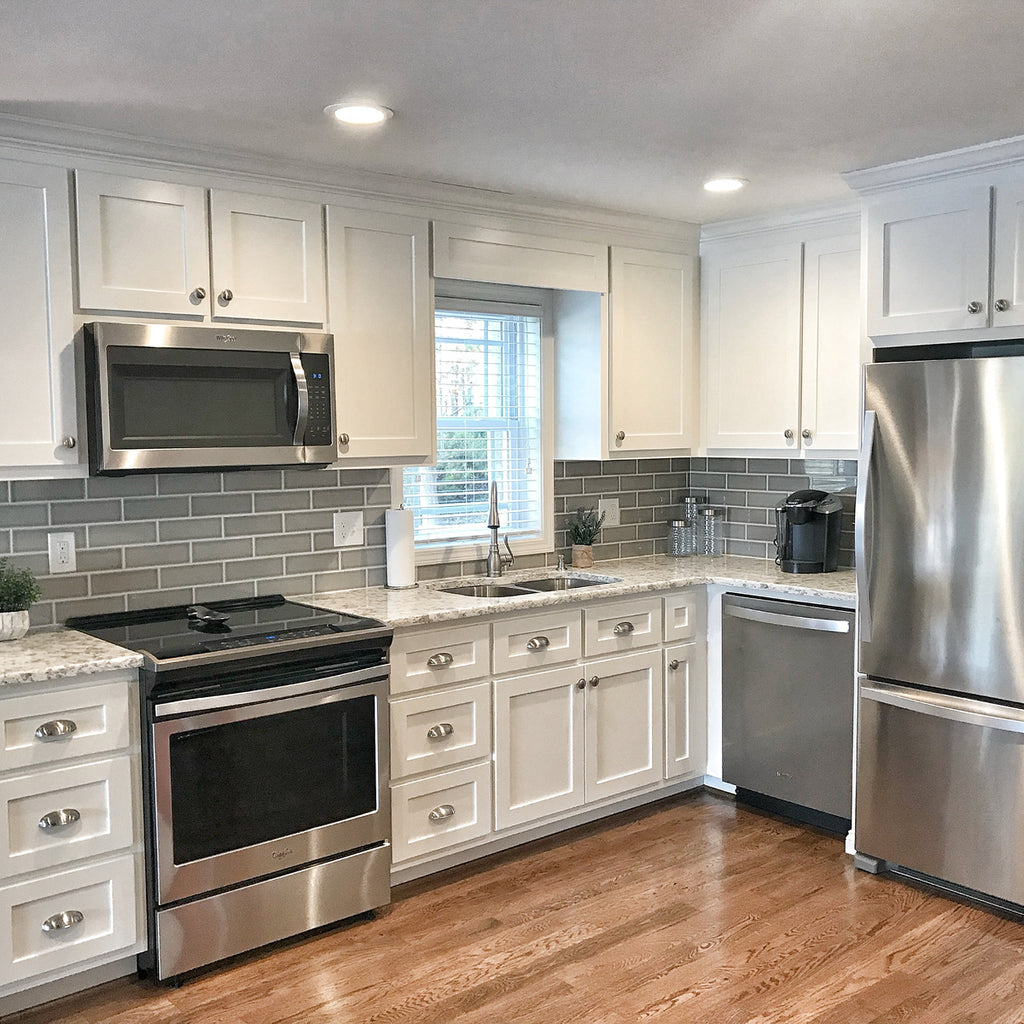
333,510,364,547
47,531,77,574
598,498,620,528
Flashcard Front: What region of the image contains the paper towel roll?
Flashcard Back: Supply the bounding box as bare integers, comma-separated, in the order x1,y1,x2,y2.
385,508,417,589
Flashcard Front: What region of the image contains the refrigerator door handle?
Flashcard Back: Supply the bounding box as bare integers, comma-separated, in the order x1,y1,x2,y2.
855,410,876,642
862,682,1024,734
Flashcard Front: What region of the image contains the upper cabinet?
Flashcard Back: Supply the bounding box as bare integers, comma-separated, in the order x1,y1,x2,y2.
702,221,862,453
0,159,77,468
326,206,434,463
75,171,326,324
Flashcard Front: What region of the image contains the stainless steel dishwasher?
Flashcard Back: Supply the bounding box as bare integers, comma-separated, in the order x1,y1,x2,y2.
722,592,855,832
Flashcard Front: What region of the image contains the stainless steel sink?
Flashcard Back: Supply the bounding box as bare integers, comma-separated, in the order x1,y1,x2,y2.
438,574,622,598
515,575,621,592
439,583,532,598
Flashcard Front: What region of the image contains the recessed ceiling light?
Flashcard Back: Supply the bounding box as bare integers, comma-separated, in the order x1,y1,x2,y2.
704,177,748,193
324,103,394,126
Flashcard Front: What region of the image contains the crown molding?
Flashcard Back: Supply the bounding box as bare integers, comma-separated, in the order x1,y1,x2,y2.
0,113,699,248
699,199,860,245
843,134,1024,195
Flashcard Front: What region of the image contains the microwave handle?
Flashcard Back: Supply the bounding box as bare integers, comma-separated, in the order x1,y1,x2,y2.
290,353,309,445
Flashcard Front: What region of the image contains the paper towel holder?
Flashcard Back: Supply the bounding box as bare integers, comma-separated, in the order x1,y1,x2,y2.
385,504,420,590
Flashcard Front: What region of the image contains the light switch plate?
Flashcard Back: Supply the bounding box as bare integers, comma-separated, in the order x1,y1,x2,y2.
598,498,620,528
47,531,77,573
333,511,364,547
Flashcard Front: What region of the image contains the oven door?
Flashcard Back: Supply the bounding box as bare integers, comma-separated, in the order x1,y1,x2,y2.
150,667,389,905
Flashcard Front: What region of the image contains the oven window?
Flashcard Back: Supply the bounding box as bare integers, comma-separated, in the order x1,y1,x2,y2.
168,695,378,864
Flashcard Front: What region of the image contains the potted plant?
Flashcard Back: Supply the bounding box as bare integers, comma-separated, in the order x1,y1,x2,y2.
0,558,41,641
567,507,606,569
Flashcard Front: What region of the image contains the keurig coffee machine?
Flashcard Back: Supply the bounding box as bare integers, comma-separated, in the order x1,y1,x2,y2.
774,489,843,573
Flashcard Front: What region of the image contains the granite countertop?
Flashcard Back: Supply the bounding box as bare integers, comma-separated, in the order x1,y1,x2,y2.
0,554,855,688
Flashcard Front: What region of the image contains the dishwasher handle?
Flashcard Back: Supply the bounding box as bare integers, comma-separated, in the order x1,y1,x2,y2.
724,603,850,634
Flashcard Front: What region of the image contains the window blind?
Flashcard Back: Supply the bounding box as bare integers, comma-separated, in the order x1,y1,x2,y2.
403,305,543,546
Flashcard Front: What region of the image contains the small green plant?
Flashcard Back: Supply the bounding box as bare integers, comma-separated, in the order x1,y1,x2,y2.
0,558,42,612
567,507,606,545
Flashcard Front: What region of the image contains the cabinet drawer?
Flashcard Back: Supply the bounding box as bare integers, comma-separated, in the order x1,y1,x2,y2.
390,682,491,781
0,757,135,878
0,853,139,985
584,597,663,657
491,609,582,674
0,681,132,774
390,623,490,695
664,589,703,644
391,762,492,863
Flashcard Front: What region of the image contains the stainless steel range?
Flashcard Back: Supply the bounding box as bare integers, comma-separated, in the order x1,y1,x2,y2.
67,595,393,981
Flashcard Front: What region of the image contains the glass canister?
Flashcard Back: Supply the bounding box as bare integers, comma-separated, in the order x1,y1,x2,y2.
667,519,696,557
699,507,723,556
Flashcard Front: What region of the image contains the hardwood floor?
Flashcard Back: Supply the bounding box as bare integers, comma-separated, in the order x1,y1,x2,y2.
12,791,1024,1024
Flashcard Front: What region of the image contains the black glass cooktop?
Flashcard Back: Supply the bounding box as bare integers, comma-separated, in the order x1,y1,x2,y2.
67,594,388,663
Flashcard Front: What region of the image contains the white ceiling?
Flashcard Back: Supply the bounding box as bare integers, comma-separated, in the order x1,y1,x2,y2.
3,0,1024,224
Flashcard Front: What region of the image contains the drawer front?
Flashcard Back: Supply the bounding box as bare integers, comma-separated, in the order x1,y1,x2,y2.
584,597,663,657
491,609,582,674
0,681,132,774
390,623,490,696
0,853,139,986
391,762,492,863
390,682,491,781
664,589,703,644
0,757,135,878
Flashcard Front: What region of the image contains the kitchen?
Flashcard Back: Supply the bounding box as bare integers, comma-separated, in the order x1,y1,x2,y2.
4,2,1024,1020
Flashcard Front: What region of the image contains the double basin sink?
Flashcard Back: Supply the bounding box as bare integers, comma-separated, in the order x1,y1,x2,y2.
438,574,622,599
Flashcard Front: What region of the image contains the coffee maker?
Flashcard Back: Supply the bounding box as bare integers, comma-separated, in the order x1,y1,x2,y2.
774,489,843,573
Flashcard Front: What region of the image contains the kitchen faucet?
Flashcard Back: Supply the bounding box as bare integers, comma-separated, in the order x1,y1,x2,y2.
485,480,515,577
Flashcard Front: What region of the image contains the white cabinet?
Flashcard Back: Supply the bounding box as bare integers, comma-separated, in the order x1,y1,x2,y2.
702,227,861,452
75,171,325,324
0,672,143,999
491,607,582,674
607,247,699,452
866,182,1024,338
0,159,77,469
664,643,707,780
326,207,433,462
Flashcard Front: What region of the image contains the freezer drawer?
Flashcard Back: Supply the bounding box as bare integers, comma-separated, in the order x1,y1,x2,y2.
722,593,854,822
857,681,1024,906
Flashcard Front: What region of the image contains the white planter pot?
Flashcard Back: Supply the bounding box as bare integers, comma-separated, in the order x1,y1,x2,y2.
0,610,30,641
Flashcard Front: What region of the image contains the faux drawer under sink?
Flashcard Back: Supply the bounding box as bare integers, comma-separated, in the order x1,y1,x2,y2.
491,608,582,674
584,596,663,657
391,762,492,863
390,623,490,696
390,681,491,780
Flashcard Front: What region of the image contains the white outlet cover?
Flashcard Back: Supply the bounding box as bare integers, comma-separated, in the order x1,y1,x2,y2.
47,531,77,574
333,511,364,547
598,498,620,528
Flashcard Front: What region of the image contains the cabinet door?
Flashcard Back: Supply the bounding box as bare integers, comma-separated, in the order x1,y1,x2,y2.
800,235,863,451
991,182,1024,330
493,665,585,830
664,642,707,780
0,160,77,468
326,207,433,460
584,650,663,801
865,186,991,336
209,190,325,323
75,170,209,316
608,247,698,452
703,243,803,449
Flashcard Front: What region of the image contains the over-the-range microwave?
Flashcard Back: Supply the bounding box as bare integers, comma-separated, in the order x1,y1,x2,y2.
82,322,337,475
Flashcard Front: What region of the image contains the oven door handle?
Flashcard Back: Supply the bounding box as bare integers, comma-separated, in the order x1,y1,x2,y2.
291,352,309,446
152,663,387,718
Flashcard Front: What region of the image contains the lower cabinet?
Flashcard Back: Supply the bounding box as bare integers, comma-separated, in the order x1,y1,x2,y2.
664,642,708,779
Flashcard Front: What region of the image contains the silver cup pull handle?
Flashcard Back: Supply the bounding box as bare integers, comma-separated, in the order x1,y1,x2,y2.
42,909,84,933
38,808,81,831
613,621,635,636
427,722,455,741
428,804,456,823
526,635,550,650
426,652,454,669
34,719,78,741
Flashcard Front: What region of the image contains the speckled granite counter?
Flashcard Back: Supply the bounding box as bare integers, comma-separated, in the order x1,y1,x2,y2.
307,553,857,628
0,630,143,687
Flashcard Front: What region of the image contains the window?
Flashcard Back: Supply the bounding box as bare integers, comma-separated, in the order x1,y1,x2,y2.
401,286,552,561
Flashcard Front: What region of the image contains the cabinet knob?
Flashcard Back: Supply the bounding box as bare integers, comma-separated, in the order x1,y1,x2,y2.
426,722,455,741
428,804,456,823
613,621,635,636
615,430,626,443
995,298,1011,312
338,433,350,446
34,719,77,741
526,635,550,651
784,429,795,440
576,678,587,690
38,808,81,831
589,675,600,687
191,286,207,302
967,300,984,315
61,436,76,449
801,428,812,440
218,289,234,304
668,659,680,670
41,910,84,934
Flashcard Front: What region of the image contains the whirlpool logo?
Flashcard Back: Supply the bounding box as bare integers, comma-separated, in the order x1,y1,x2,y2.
215,333,237,344
271,847,294,861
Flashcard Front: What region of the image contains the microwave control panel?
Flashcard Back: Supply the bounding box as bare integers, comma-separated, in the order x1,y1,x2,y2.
301,353,333,446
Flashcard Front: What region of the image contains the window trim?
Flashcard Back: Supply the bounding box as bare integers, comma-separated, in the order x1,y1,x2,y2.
391,281,554,568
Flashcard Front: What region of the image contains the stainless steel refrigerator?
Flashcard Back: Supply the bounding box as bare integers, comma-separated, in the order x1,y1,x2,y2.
856,352,1024,907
